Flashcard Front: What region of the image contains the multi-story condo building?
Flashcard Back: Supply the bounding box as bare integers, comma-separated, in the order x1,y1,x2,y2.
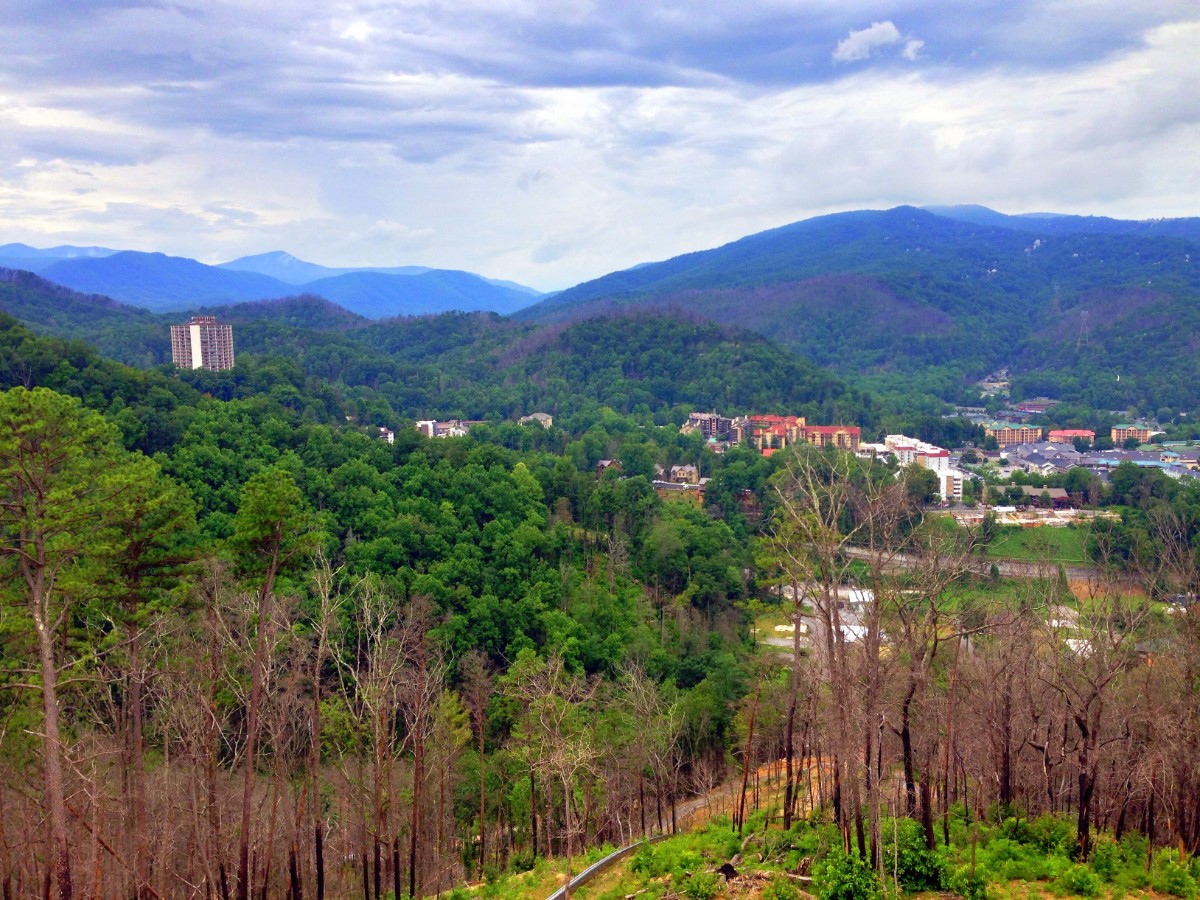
170,316,235,370
683,412,733,439
806,425,861,452
1111,424,1154,445
984,422,1042,447
1047,429,1095,444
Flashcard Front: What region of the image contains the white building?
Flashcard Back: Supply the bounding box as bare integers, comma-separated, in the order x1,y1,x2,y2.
883,434,967,502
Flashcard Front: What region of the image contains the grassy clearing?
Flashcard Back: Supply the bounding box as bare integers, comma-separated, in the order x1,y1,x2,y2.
985,526,1090,565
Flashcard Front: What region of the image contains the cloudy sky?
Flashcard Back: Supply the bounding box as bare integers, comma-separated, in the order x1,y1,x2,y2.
2,1,1198,290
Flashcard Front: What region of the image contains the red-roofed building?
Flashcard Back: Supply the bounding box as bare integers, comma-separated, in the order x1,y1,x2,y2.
1047,429,1095,444
747,415,806,451
806,425,861,451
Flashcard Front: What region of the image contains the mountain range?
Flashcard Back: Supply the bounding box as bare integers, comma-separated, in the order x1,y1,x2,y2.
6,204,1200,414
514,205,1200,410
0,244,542,318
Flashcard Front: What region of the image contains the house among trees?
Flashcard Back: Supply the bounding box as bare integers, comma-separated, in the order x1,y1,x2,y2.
596,458,621,477
518,412,554,428
1020,484,1071,506
668,464,700,483
415,419,479,438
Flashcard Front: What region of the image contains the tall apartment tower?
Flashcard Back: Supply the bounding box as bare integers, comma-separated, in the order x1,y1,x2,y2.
170,316,235,370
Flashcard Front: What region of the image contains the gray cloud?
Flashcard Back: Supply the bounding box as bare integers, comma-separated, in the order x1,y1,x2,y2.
0,2,1198,289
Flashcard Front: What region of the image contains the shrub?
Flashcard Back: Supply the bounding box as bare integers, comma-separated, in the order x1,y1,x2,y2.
1089,838,1119,881
1153,860,1197,899
682,871,721,900
630,843,663,877
1029,815,1078,859
669,849,705,881
507,851,535,874
985,837,1023,865
1056,863,1102,897
999,817,1035,845
763,876,802,900
883,818,946,891
1118,832,1148,867
816,850,883,900
947,864,990,900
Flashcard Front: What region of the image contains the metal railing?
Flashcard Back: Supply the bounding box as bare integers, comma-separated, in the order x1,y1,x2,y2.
544,835,668,900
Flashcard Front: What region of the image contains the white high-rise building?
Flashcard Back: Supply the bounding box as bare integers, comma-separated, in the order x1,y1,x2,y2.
170,316,234,370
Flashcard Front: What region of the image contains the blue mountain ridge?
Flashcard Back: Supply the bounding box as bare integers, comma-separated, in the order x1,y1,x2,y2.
18,250,541,318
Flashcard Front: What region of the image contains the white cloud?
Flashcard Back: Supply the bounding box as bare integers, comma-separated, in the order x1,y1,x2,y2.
903,39,925,61
833,21,903,63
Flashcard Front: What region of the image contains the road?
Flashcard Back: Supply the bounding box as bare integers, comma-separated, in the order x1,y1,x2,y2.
838,545,1135,584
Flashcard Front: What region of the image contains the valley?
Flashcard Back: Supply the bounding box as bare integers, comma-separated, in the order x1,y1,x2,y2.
2,205,1200,899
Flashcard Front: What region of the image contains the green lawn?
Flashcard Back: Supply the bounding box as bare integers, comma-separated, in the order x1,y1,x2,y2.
986,525,1090,565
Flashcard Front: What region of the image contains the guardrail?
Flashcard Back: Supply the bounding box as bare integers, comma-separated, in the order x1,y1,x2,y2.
544,834,668,900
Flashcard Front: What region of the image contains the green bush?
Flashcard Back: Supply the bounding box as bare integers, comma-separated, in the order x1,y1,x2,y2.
999,817,1035,845
1154,860,1197,898
1117,831,1148,866
947,865,990,900
883,818,946,891
1056,863,1102,897
981,836,1061,882
682,871,722,900
1089,838,1119,880
507,851,535,874
669,849,705,879
763,876,802,900
630,843,663,877
1029,815,1079,859
816,850,883,900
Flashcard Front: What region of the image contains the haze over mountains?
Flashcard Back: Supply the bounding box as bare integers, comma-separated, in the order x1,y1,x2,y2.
0,244,543,318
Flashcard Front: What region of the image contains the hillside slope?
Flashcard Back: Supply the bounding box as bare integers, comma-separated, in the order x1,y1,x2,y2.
518,206,1200,408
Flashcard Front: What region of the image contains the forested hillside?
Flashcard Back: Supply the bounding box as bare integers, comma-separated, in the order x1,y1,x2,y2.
0,272,876,427
520,206,1200,410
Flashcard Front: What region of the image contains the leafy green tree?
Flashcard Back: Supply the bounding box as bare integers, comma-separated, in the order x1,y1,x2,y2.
0,387,159,900
902,464,941,507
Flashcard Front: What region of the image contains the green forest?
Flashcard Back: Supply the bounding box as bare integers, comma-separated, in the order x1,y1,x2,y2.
4,271,1200,900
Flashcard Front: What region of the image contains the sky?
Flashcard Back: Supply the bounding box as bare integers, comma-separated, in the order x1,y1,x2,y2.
2,1,1199,291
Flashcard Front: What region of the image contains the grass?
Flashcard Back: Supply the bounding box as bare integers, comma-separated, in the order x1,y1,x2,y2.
985,526,1090,565
925,515,1091,566
465,807,1197,900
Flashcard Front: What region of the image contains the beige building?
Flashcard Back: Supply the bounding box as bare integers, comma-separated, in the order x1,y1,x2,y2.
1111,424,1154,445
170,316,234,370
985,422,1041,447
